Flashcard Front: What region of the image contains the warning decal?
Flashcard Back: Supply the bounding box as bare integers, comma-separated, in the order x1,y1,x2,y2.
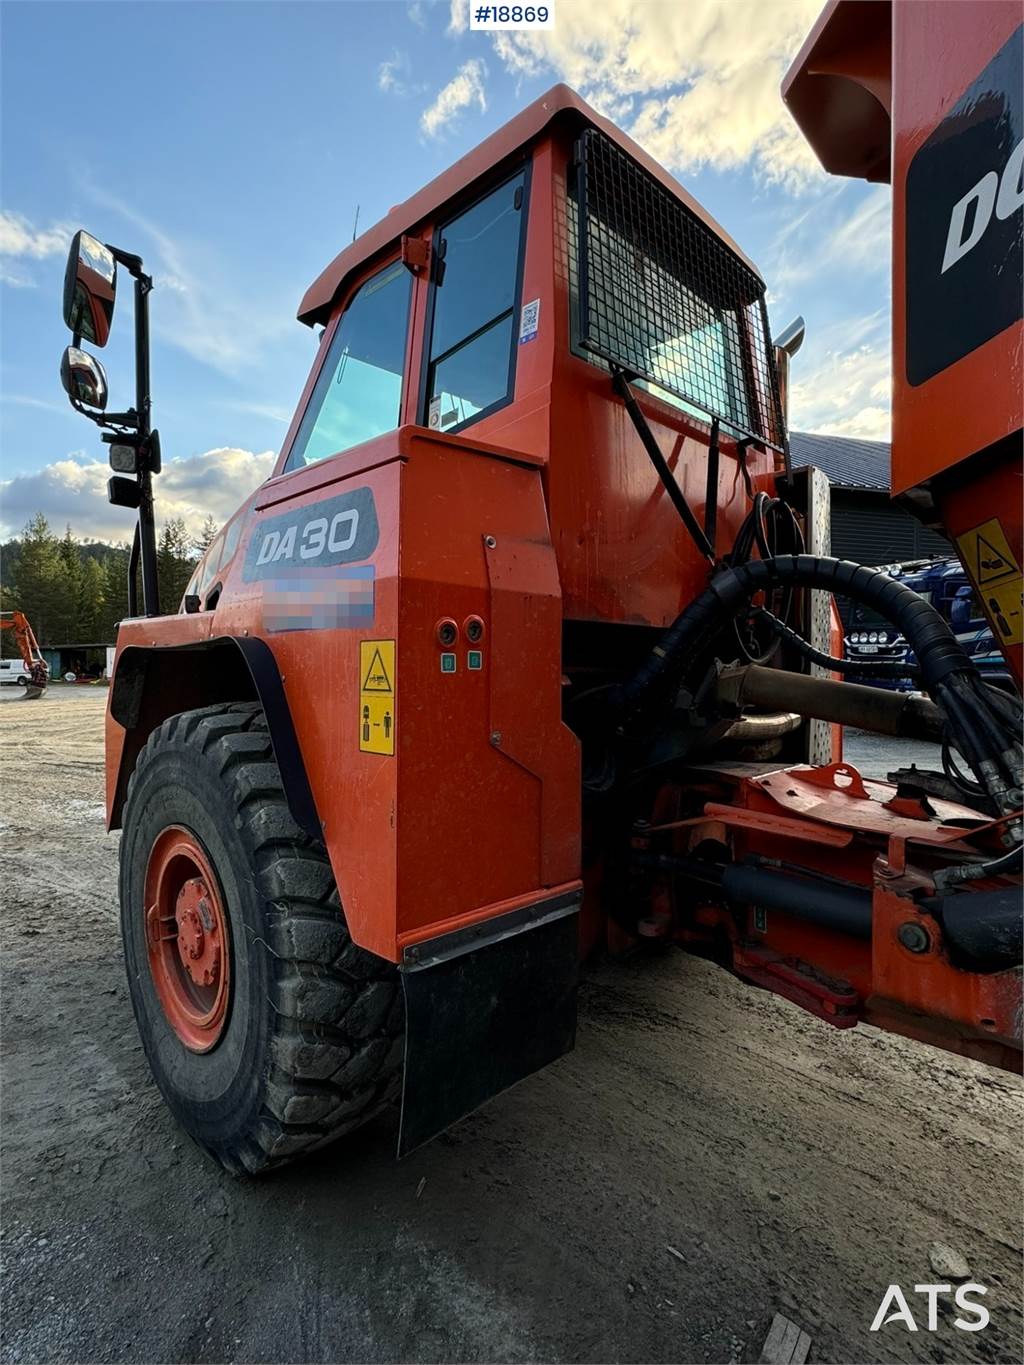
957,519,1023,648
359,639,395,755
957,518,1020,587
983,578,1024,646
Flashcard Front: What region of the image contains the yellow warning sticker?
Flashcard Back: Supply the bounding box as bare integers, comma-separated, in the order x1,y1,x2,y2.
359,639,395,755
981,577,1024,647
957,518,1020,587
957,518,1023,648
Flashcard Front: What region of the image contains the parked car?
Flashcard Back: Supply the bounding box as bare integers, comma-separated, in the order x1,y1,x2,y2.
0,657,32,686
844,557,1012,691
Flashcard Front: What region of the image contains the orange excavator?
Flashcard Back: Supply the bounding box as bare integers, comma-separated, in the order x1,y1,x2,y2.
0,611,49,699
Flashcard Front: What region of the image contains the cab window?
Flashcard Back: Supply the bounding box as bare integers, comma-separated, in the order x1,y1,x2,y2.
287,261,412,471
424,171,527,432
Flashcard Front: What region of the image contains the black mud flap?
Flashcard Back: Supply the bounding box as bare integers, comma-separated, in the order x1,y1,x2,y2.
397,890,580,1157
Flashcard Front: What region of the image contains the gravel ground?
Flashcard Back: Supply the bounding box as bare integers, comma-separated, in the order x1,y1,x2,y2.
1,688,1021,1365
842,729,941,780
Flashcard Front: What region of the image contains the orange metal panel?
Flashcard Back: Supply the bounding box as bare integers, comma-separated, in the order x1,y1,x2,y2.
112,426,581,964
782,0,892,183
891,3,1023,495
870,884,1021,1065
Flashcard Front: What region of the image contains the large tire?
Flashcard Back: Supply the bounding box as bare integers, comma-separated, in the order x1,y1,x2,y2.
119,702,403,1174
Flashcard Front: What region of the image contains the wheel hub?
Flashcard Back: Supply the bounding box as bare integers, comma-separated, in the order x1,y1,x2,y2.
144,829,232,1052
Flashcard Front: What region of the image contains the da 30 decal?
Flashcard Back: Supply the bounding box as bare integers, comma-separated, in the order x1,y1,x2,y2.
243,487,379,581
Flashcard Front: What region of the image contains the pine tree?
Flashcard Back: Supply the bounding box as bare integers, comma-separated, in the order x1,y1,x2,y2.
157,517,197,613
8,514,64,645
55,524,83,642
77,557,106,640
194,514,221,558
100,545,132,637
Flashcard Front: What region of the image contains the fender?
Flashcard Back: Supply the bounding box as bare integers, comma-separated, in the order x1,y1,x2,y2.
108,635,320,839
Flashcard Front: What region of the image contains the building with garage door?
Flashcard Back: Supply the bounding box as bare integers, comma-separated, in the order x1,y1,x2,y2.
790,430,950,565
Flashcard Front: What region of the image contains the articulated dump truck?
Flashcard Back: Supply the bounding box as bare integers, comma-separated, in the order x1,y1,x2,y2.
60,2,1021,1175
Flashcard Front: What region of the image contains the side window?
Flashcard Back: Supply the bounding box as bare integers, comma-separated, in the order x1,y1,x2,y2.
287,261,412,471
424,171,527,432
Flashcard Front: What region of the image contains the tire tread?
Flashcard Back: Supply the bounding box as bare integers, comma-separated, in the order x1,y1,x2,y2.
124,701,402,1174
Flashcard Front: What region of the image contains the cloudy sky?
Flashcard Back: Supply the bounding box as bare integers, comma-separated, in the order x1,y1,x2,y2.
1,0,890,543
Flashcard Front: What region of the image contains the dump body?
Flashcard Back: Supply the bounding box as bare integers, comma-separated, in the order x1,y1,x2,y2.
784,0,1023,683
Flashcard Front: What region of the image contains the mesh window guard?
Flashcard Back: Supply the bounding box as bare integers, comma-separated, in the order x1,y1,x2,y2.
575,129,786,452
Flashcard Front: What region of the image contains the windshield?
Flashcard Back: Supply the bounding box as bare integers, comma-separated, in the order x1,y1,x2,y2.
287,262,412,470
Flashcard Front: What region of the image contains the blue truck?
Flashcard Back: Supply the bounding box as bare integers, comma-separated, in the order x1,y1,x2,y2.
844,557,1011,691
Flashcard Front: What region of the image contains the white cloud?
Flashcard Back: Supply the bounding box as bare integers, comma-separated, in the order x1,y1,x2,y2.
420,58,488,138
768,185,890,301
0,447,275,543
0,212,71,260
0,212,72,289
78,184,291,376
451,0,825,190
408,1,428,27
223,400,291,424
379,52,403,91
378,50,424,97
789,314,892,441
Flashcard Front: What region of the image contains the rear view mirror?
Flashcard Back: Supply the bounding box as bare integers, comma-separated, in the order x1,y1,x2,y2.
63,230,116,346
60,345,108,410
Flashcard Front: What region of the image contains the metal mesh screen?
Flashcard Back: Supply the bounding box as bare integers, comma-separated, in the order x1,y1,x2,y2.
575,129,785,451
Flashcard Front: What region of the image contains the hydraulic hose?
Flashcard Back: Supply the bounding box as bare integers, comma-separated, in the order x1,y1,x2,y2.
614,554,1022,822
620,556,971,702
932,841,1024,893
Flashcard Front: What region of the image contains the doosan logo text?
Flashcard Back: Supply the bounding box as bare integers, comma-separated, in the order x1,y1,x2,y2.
941,138,1023,273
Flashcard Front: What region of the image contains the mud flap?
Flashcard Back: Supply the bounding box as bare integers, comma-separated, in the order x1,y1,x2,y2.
397,890,581,1157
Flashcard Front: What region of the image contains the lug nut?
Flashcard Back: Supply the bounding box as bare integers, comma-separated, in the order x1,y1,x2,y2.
898,921,930,953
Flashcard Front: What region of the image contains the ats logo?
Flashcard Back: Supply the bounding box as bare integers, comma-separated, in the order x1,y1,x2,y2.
870,1283,989,1334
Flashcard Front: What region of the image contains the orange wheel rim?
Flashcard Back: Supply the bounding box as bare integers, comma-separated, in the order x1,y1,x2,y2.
144,827,232,1052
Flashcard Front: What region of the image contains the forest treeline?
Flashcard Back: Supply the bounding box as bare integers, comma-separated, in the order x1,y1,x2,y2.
0,512,219,650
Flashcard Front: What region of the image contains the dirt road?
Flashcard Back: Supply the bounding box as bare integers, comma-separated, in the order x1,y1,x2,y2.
1,688,1021,1364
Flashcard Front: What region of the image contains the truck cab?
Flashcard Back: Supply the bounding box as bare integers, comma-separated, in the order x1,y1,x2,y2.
845,557,1010,691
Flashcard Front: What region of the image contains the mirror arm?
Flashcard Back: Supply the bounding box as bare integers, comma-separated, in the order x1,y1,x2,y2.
67,394,140,430
107,244,148,283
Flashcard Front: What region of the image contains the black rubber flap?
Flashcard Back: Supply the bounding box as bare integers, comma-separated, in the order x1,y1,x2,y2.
398,900,579,1156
